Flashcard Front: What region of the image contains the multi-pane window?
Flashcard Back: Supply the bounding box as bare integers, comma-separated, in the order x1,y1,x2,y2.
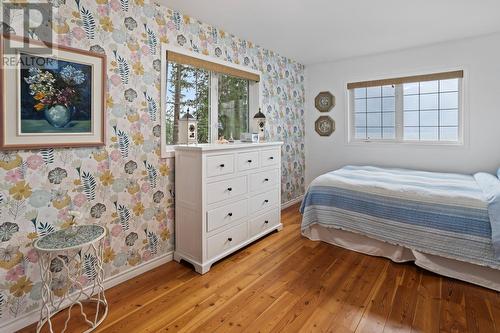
353,85,396,140
349,71,463,143
403,79,459,141
165,61,252,145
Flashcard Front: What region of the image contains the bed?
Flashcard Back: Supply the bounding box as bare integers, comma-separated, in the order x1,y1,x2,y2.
300,165,500,291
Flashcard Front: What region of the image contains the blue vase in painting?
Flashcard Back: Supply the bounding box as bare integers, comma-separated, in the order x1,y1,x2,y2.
44,105,72,128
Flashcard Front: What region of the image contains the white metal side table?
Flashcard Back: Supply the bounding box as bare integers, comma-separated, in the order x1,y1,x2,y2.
33,225,108,333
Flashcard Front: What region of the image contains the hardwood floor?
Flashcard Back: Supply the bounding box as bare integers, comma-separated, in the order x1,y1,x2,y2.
19,204,500,333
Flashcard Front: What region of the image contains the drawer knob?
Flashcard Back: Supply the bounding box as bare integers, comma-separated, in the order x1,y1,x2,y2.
228,212,233,217
264,178,269,182
264,220,269,224
228,237,233,242
227,187,233,192
220,164,225,168
247,159,252,163
264,199,269,203
269,157,274,160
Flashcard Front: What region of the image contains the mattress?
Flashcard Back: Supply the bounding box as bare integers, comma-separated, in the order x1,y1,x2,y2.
300,165,500,270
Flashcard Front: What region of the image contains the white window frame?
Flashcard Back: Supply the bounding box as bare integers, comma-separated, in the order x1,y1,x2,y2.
347,70,467,147
160,45,261,158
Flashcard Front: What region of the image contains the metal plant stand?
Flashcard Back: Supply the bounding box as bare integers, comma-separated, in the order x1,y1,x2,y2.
33,225,107,333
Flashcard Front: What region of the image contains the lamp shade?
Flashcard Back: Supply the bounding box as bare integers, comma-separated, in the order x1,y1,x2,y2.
253,108,266,119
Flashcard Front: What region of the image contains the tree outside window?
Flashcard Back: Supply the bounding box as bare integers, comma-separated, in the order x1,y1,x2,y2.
165,61,250,145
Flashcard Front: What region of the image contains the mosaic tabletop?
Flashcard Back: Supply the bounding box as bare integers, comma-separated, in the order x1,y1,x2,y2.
34,225,106,251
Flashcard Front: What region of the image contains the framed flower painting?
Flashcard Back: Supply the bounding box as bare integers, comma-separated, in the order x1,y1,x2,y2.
0,34,106,149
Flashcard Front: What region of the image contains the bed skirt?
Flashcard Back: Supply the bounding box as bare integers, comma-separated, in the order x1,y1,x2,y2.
302,224,500,291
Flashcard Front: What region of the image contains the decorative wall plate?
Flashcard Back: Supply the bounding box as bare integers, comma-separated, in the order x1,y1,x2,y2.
314,91,335,112
315,116,335,136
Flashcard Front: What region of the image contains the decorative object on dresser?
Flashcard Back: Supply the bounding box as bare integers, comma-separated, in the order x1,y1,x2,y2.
174,142,283,273
33,224,108,333
253,109,267,142
0,34,106,149
314,91,335,112
177,108,198,144
240,132,259,143
315,115,335,136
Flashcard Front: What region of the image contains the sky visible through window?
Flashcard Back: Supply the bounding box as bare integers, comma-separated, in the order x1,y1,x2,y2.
352,78,460,142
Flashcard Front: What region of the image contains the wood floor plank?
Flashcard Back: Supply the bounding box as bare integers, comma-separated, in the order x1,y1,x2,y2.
487,292,500,332
439,279,468,333
305,255,384,333
17,203,500,333
383,265,421,333
464,285,496,333
241,291,300,333
271,247,355,332
150,231,314,333
159,293,224,333
326,258,388,332
410,270,442,333
272,252,370,331
103,265,196,319
189,244,335,333
215,292,277,332
107,244,305,331
215,241,321,302
97,223,306,332
355,263,405,333
264,244,345,299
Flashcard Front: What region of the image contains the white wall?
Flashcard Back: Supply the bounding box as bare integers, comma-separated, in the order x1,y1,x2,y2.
305,33,500,185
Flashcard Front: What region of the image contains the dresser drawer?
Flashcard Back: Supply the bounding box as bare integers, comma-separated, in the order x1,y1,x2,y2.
207,200,248,232
260,149,280,167
206,154,234,178
249,189,279,214
207,221,248,259
206,176,247,204
237,151,259,171
250,168,280,192
249,209,280,237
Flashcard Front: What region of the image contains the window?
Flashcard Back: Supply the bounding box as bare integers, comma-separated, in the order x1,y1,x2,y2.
162,49,259,152
218,74,249,140
353,85,396,140
348,71,463,143
403,79,459,141
165,62,210,145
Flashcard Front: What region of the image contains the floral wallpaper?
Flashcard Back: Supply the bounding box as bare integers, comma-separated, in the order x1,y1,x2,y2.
0,0,305,325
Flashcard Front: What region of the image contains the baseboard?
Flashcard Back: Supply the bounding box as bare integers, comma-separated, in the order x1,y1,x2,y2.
2,251,173,333
281,195,303,210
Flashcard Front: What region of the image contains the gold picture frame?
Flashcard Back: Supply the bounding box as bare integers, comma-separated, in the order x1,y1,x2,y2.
0,34,106,149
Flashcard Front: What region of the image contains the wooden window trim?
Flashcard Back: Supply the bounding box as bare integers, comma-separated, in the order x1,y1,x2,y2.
347,70,463,90
167,51,260,82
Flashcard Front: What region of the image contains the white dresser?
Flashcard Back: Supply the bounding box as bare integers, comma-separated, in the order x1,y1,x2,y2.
173,142,283,274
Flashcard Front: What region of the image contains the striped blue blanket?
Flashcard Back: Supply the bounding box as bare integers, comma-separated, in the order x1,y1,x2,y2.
300,166,500,269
